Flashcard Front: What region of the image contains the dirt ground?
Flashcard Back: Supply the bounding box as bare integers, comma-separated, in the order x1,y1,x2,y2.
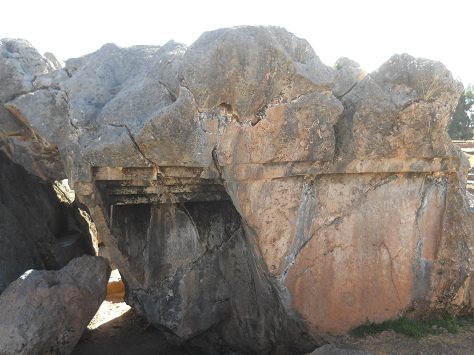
337,320,474,355
72,271,474,354
72,270,189,355
71,307,189,355
72,301,474,355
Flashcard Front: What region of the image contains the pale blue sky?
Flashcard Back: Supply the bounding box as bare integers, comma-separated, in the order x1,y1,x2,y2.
2,0,473,86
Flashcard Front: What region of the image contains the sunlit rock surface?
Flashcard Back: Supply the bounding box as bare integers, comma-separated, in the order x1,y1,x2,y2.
1,26,472,354
0,255,110,355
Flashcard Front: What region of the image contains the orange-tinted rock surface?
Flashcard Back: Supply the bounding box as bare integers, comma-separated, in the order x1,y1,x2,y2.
1,26,472,354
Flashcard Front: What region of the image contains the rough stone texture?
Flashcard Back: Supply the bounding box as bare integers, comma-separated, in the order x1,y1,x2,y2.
0,150,96,295
0,255,111,355
307,344,375,355
1,26,473,354
0,39,59,102
0,38,66,180
335,53,461,161
109,201,316,354
333,57,367,98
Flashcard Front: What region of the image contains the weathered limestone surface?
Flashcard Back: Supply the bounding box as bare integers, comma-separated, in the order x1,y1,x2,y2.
1,26,473,354
0,38,66,180
0,255,110,355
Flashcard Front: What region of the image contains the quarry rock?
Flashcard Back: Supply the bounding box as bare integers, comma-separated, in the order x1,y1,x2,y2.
0,255,110,355
1,26,473,354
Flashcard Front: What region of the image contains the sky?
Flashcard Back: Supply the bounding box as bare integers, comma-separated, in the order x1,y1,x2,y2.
2,0,473,86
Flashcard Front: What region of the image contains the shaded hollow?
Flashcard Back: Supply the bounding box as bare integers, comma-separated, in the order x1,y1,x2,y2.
104,197,317,354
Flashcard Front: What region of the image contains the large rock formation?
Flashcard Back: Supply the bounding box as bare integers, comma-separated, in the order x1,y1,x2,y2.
0,255,110,355
1,26,473,354
0,38,97,295
0,38,66,180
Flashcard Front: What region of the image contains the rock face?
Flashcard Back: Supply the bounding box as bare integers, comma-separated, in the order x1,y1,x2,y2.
1,27,473,354
0,149,96,295
0,38,66,180
0,255,110,355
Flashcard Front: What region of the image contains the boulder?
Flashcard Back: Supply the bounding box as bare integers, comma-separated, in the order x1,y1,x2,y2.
1,26,473,354
0,255,111,355
335,53,461,160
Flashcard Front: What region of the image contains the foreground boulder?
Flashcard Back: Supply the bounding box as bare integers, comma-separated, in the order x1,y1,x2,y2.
0,255,110,355
1,27,473,354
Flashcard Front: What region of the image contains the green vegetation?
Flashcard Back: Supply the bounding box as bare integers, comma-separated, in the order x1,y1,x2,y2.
351,314,469,340
448,84,474,140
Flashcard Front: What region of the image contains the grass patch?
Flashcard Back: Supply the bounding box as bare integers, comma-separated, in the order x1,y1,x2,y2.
351,314,469,340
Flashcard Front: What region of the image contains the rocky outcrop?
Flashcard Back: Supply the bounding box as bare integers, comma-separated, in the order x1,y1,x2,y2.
1,26,473,354
0,255,110,355
0,149,96,295
0,38,66,180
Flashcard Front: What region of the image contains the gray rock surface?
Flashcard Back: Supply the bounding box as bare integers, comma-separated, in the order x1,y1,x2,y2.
335,53,462,160
1,26,473,355
0,38,66,180
0,255,110,355
116,201,316,354
0,150,95,295
0,39,57,102
333,57,366,97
